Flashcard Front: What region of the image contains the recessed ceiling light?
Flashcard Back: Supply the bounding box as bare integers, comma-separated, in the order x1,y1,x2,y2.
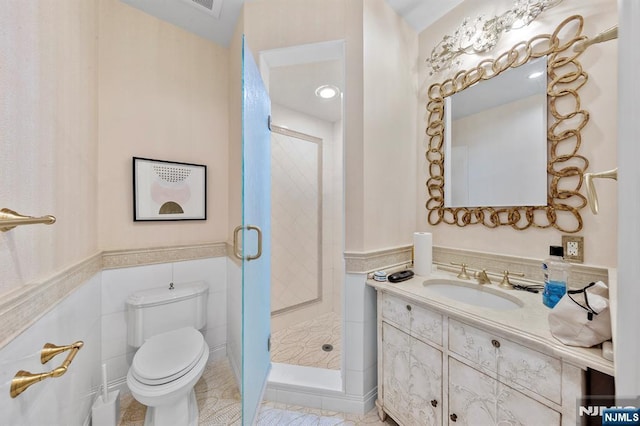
315,84,340,99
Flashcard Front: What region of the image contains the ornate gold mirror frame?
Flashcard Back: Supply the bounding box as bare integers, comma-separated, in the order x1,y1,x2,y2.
425,15,589,233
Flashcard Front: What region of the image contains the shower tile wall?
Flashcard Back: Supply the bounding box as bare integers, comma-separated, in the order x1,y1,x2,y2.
271,132,320,313
270,104,344,333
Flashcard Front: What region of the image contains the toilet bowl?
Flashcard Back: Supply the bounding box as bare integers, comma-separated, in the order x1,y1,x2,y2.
127,327,209,426
124,281,210,426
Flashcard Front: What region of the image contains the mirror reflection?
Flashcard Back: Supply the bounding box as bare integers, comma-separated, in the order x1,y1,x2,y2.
444,56,548,208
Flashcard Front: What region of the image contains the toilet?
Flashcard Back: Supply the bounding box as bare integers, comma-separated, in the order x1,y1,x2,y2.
125,281,210,426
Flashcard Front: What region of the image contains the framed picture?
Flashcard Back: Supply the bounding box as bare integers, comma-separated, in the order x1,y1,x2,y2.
133,157,207,221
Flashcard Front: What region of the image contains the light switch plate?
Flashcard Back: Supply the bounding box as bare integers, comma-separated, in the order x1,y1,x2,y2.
562,235,584,263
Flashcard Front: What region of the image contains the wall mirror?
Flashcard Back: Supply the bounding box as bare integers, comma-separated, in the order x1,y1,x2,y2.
426,15,590,233
445,56,548,208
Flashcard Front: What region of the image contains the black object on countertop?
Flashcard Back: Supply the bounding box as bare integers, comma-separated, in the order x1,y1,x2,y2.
513,283,543,293
388,270,414,283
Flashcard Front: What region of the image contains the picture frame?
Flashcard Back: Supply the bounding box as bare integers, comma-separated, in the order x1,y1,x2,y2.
133,157,207,221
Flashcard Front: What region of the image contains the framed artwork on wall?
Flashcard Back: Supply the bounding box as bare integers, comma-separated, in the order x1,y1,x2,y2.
132,157,207,221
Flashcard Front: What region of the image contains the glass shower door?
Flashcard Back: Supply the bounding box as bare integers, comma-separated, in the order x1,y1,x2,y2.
240,36,271,424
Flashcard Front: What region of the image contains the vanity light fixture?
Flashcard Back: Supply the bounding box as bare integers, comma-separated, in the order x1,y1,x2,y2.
426,0,563,75
315,84,340,99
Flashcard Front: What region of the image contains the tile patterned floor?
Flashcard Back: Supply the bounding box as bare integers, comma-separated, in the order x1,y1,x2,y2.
270,311,341,370
118,358,398,426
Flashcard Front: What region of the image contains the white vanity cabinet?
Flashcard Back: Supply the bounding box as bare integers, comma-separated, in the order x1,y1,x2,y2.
376,292,583,426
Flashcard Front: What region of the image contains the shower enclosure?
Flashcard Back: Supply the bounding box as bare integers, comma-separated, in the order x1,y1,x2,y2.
269,121,343,370
231,37,344,424
260,41,345,372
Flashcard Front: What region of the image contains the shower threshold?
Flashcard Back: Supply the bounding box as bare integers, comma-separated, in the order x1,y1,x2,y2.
267,362,341,392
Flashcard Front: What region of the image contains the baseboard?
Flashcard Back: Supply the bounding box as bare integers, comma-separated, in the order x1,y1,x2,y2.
228,350,241,388
209,343,227,363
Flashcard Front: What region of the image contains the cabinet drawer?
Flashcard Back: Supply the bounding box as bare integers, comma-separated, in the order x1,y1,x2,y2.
449,319,562,404
381,293,411,329
382,293,442,345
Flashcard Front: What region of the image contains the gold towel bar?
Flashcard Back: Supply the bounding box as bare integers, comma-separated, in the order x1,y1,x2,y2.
10,341,84,398
0,208,56,232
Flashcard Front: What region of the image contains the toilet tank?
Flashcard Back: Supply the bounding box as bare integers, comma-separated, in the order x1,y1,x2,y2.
126,281,209,347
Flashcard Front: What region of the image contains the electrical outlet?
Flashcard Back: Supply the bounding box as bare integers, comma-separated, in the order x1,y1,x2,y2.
562,235,584,263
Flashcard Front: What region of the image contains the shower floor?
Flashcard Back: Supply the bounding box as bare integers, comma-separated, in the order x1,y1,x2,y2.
270,311,341,370
117,357,397,425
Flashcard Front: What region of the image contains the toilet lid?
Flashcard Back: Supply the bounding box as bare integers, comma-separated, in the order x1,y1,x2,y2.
131,327,206,385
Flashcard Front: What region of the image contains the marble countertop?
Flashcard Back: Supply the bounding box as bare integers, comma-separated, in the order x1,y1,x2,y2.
367,270,614,376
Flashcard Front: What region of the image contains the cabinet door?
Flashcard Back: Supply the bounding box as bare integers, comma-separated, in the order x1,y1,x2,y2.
448,357,496,425
382,323,412,424
448,358,560,426
449,319,561,404
410,336,442,425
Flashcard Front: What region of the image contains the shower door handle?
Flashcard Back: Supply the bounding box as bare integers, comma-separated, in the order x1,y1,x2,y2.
233,225,263,261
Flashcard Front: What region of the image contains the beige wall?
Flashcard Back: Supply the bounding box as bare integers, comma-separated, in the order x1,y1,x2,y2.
2,0,614,332
98,0,229,250
362,0,418,250
0,0,99,295
417,0,618,267
227,8,243,245
243,0,366,252
243,0,418,253
0,0,230,317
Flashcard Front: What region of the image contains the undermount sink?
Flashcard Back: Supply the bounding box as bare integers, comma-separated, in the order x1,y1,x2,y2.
421,279,523,310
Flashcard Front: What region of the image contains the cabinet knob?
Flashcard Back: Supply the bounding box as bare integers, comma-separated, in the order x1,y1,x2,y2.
406,304,412,311
430,399,438,407
491,339,501,348
450,413,458,422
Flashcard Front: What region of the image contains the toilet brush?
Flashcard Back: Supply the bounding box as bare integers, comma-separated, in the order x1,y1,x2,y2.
92,364,120,426
102,364,108,402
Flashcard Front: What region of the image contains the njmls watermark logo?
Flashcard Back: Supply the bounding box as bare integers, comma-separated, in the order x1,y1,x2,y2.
578,396,640,425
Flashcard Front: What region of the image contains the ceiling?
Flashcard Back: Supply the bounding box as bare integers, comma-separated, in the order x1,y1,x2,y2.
119,0,461,48
385,0,463,32
119,0,245,47
119,0,462,122
269,60,343,123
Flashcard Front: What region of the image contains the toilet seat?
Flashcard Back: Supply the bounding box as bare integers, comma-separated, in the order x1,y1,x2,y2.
131,327,206,386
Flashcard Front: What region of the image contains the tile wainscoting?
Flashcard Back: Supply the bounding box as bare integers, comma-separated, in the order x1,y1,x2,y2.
0,242,610,425
0,244,226,426
344,244,609,286
2,242,607,354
